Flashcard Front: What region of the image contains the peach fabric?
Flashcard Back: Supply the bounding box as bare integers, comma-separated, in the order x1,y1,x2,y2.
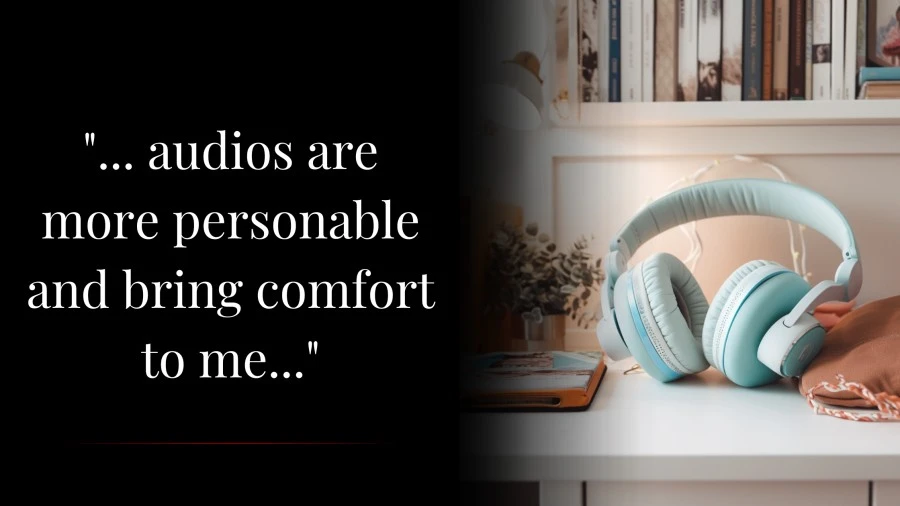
799,296,900,408
813,300,856,330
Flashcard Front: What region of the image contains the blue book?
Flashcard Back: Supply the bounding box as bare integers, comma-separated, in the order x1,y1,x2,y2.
858,67,900,85
742,0,763,100
609,0,621,102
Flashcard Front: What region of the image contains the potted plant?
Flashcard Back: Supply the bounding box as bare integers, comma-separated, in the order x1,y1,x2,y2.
485,222,605,343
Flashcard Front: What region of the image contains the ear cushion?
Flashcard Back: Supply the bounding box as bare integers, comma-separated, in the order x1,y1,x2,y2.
638,253,710,374
702,260,775,366
613,254,709,383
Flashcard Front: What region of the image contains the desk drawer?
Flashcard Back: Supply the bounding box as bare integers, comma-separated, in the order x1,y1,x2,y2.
585,481,868,506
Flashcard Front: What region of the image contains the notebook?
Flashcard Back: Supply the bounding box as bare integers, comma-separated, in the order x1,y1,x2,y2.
460,350,607,411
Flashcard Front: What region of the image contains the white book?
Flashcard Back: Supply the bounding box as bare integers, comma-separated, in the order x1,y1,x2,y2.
621,0,642,101
678,0,699,101
812,0,831,100
843,0,857,100
698,0,723,100
721,0,743,101
598,0,611,101
831,0,844,100
641,0,654,101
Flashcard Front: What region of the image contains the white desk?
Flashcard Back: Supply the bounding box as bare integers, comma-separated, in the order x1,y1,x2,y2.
460,358,900,506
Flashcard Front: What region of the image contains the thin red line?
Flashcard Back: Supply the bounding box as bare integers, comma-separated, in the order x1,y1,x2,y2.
83,441,379,445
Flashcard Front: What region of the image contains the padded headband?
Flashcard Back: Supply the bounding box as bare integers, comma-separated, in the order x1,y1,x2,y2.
610,178,859,262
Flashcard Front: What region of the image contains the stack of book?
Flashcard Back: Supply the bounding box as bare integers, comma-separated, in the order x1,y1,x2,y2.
576,0,900,102
858,66,900,97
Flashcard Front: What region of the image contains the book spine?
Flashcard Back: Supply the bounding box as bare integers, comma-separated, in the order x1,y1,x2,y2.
762,0,774,100
697,0,723,100
856,0,866,69
678,0,699,101
831,0,844,100
569,0,580,108
812,0,830,100
642,0,655,101
580,0,601,102
655,0,680,101
743,0,763,100
773,0,789,99
599,0,611,101
722,0,743,101
789,0,806,98
621,0,642,102
610,0,622,102
805,0,813,99
843,0,857,100
858,66,900,84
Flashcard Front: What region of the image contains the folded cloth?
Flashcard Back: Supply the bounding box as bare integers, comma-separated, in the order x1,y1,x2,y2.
799,296,900,421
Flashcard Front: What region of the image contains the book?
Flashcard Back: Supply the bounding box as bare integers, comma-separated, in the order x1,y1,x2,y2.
569,0,580,109
679,0,700,100
460,351,608,411
844,0,858,99
580,0,602,102
656,0,680,101
858,66,900,83
610,0,622,102
806,0,814,98
743,0,764,99
598,0,611,101
858,80,900,98
773,0,790,99
762,0,775,99
856,0,866,69
813,0,832,99
621,0,642,101
698,0,723,100
831,0,845,100
642,0,655,101
790,0,808,98
722,0,743,101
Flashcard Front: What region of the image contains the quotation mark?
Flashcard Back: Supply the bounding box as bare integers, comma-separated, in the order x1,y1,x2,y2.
308,340,318,355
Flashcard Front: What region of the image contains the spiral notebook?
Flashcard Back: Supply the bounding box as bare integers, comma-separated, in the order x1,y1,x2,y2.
460,350,607,411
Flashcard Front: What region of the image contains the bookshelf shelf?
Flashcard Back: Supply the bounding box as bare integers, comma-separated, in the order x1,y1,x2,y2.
555,100,900,128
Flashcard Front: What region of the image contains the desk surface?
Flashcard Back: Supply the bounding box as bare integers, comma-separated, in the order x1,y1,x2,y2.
460,358,900,482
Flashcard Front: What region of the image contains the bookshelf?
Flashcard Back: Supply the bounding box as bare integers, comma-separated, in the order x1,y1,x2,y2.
551,99,900,127
552,0,900,130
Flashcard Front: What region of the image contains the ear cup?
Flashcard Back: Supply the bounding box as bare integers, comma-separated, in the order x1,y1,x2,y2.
702,260,775,365
703,261,811,387
613,253,709,382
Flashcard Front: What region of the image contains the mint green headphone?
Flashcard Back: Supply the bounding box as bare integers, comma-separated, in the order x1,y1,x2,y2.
596,179,862,387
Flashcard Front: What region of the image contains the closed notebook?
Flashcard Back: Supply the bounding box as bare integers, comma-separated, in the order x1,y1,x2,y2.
460,350,607,411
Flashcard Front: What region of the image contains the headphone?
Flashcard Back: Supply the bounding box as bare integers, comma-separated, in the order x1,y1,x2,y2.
596,178,862,387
